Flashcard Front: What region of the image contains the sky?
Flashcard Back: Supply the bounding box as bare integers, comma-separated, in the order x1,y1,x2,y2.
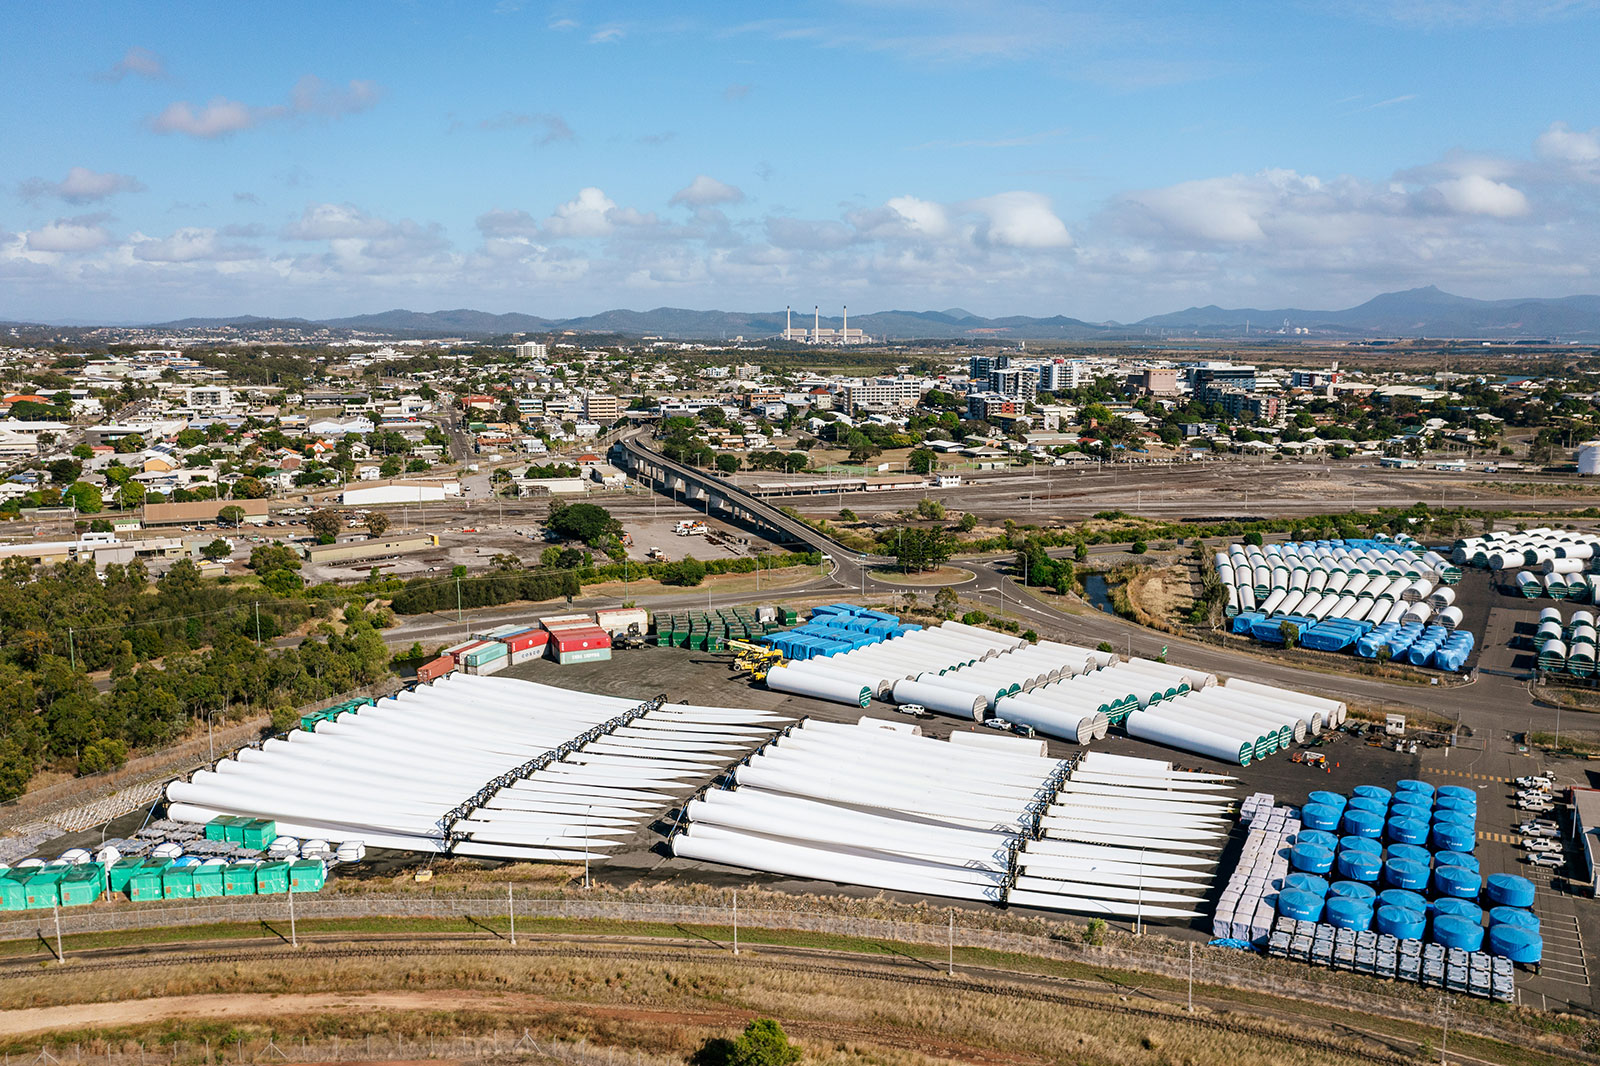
3,0,1600,324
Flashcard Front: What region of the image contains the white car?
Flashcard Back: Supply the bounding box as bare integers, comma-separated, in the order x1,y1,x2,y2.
1526,853,1563,868
982,718,1011,731
1515,775,1555,789
1516,789,1552,803
1517,823,1559,838
1519,800,1556,813
895,704,931,718
1523,838,1561,853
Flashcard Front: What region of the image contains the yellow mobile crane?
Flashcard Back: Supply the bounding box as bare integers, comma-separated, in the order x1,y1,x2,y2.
728,639,785,681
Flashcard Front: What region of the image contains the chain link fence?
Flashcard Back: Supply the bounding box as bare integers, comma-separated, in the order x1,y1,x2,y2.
1,893,1573,1057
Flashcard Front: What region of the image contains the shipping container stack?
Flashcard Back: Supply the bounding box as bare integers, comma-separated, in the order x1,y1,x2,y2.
651,606,787,649
541,613,613,665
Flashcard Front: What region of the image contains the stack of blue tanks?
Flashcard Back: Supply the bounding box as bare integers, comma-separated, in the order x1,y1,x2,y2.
1276,779,1541,965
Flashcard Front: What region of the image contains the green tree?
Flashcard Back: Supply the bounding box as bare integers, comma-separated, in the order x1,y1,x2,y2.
218,504,246,527
957,512,978,532
115,481,145,509
660,556,708,586
61,482,103,513
1129,540,1147,555
715,453,740,473
231,476,270,499
914,498,945,520
47,458,82,484
693,1020,802,1066
907,448,937,475
365,512,391,537
200,539,233,562
933,586,959,617
545,501,622,547
307,509,343,543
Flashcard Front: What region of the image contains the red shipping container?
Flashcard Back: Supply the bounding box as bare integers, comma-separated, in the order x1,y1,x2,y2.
500,630,550,653
416,656,455,683
550,626,611,653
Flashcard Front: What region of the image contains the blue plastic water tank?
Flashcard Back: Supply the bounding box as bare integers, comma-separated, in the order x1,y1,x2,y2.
1328,880,1377,900
1431,914,1486,952
1336,850,1383,883
1324,896,1374,931
1374,905,1427,940
1347,795,1388,817
1296,829,1340,851
1486,873,1536,908
1308,790,1347,812
1432,806,1476,828
1430,897,1484,925
1390,802,1431,823
1290,843,1336,874
1434,851,1480,874
1339,835,1382,856
1342,809,1384,839
1431,822,1476,853
1433,864,1482,899
1486,924,1542,963
1353,784,1393,805
1386,817,1429,845
1395,778,1435,798
1436,786,1477,806
1283,873,1330,898
1384,858,1430,891
1299,804,1341,832
1488,906,1539,932
1276,889,1325,922
1387,843,1432,866
1378,888,1428,913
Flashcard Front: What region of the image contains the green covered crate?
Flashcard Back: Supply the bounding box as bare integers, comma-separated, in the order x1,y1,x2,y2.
59,864,103,906
24,867,65,909
223,816,249,844
204,818,230,841
127,860,169,902
255,861,290,894
0,872,26,910
161,865,196,900
222,864,258,896
240,818,277,849
191,864,225,898
107,858,143,893
289,860,325,893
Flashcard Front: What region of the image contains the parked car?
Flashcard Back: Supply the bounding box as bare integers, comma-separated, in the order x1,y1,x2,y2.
1009,722,1037,739
1523,838,1561,853
895,704,931,718
1519,800,1556,813
1515,774,1555,789
1526,853,1563,868
981,718,1011,731
1517,822,1559,838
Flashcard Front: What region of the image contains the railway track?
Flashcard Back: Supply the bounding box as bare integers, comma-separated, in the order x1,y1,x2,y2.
0,932,1525,1066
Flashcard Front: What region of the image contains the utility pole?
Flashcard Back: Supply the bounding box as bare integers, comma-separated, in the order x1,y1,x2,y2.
254,602,261,645
288,882,297,947
456,575,462,623
508,884,516,946
732,890,739,955
948,910,954,976
52,902,63,962
1188,941,1194,1012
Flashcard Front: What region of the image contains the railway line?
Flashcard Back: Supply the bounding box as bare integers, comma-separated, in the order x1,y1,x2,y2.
0,928,1562,1065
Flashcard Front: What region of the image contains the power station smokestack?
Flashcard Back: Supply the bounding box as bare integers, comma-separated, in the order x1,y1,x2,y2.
786,305,791,336
814,305,819,340
843,305,847,343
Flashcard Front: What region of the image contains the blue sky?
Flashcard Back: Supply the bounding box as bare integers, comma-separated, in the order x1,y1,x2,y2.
4,0,1599,323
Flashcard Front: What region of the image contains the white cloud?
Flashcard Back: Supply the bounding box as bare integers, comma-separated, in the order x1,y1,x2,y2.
149,76,380,139
1536,121,1600,163
969,191,1073,248
25,218,113,253
133,227,258,263
543,187,620,238
476,209,541,238
19,167,143,205
1431,174,1530,217
284,203,395,240
884,195,950,238
96,46,165,82
670,175,744,207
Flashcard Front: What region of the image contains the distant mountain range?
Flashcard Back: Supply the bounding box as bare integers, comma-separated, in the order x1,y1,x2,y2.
55,286,1600,340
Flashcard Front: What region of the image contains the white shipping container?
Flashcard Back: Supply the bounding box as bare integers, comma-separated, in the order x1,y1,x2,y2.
509,645,544,665
595,607,649,635
465,656,509,675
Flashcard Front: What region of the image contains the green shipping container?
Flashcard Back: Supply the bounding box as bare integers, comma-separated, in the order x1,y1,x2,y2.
240,819,277,849
191,865,225,898
25,867,66,909
0,873,27,911
59,865,103,907
108,858,143,893
222,864,258,896
161,865,196,900
289,860,325,893
255,861,290,894
127,861,170,902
